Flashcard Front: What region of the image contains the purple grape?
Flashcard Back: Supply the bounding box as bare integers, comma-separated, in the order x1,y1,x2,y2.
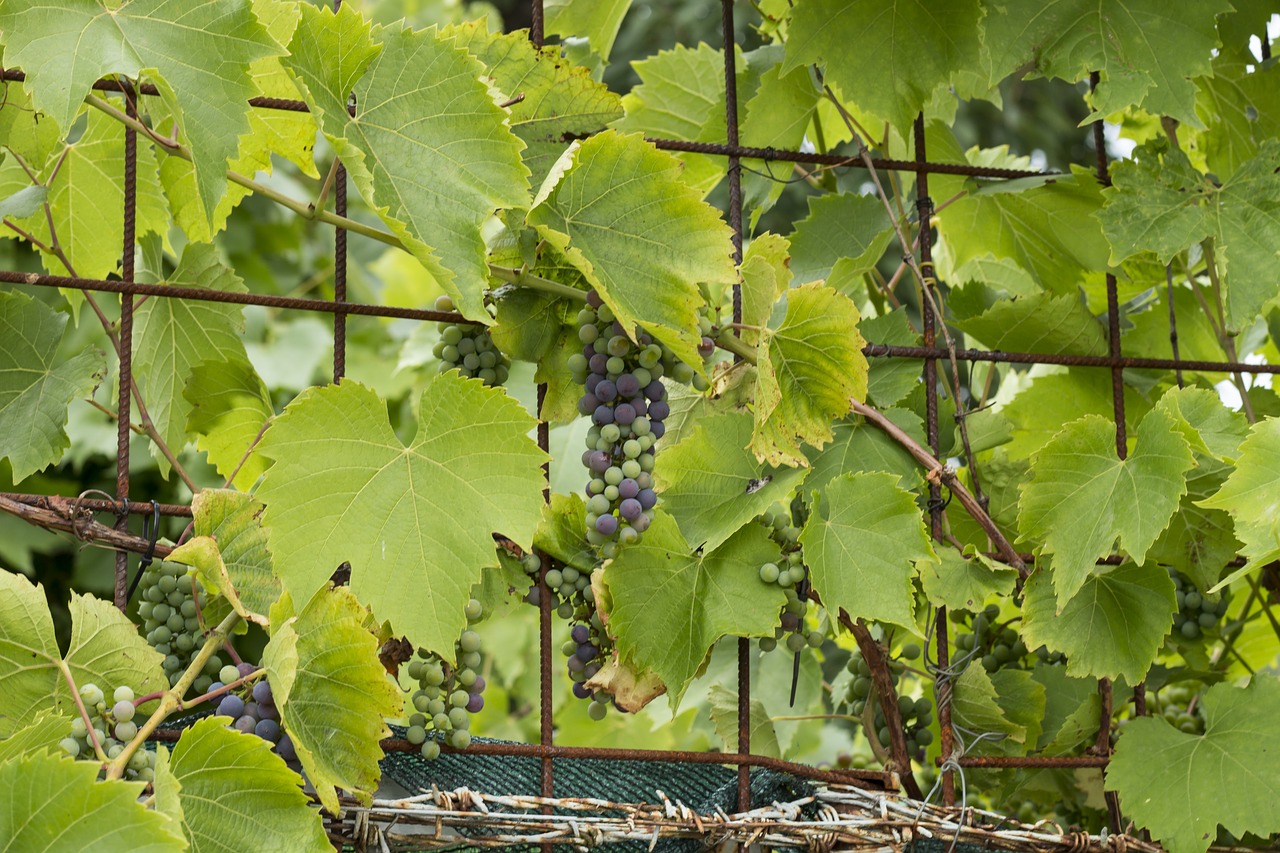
258,703,280,721
572,682,592,699
472,676,486,694
780,613,800,632
617,374,640,397
578,393,600,415
596,515,619,536
651,421,666,439
595,380,617,402
245,701,259,718
593,405,614,425
571,624,590,644
209,681,224,693
253,681,273,704
567,654,585,673
576,643,598,661
277,734,296,761
587,290,602,308
589,353,608,374
611,321,626,337
255,719,281,743
582,344,595,360
632,513,652,533
644,381,665,401
467,693,485,713
619,479,640,499
217,695,245,718
588,451,610,474
585,373,603,393
236,663,257,678
581,450,594,467
637,489,657,510
614,404,636,425
632,398,648,417
619,498,642,521
234,715,256,734
584,662,601,679
649,400,670,421
698,336,715,357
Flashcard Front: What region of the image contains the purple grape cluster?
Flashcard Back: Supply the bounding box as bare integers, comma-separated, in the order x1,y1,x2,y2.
211,664,295,762
564,619,613,720
403,599,487,759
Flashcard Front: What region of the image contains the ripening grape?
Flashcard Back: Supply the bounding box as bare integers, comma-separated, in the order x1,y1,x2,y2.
431,295,510,386
402,604,488,759
136,560,228,695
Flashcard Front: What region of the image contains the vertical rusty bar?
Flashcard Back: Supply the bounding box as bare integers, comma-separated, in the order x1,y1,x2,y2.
332,0,347,383
1167,264,1183,389
1090,71,1124,833
114,85,138,613
720,0,749,813
914,113,952,806
530,0,544,48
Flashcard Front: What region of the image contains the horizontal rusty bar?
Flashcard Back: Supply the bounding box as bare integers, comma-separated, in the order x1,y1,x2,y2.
0,492,193,518
1,68,309,113
0,269,461,323
865,343,1280,376
942,755,1110,769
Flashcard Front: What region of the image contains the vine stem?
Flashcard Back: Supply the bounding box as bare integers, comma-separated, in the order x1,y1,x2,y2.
57,661,109,763
106,609,243,780
845,614,922,798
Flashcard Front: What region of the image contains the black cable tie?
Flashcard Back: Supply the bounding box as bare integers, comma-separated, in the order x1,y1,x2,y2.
125,500,161,605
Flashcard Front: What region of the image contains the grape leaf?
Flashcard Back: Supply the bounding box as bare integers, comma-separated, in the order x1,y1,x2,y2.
656,411,808,553
918,546,1018,613
782,0,983,133
156,717,328,852
787,192,892,286
491,288,569,364
1196,58,1280,177
0,570,166,737
752,283,869,466
1000,370,1130,460
0,0,280,231
0,291,105,483
738,45,820,227
603,513,786,706
263,585,401,812
0,711,72,763
0,751,184,852
475,550,535,621
534,492,595,575
168,536,265,627
1032,663,1102,755
708,683,781,758
860,310,921,407
256,375,548,658
528,130,737,370
184,358,274,491
190,489,279,619
1150,465,1241,592
1199,417,1280,587
803,410,925,494
1017,406,1194,607
544,0,632,60
612,43,737,197
1106,677,1280,853
983,0,1231,126
738,233,791,348
1154,386,1249,464
134,243,251,479
800,472,936,629
951,665,1029,744
937,168,1109,294
444,22,623,182
1099,140,1280,329
284,4,530,322
1020,564,1176,683
950,290,1108,356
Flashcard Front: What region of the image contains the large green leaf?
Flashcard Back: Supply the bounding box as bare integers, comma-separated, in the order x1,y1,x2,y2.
708,683,781,759
752,283,869,466
445,23,622,183
803,410,925,494
1020,564,1175,683
782,0,983,133
951,665,1029,744
1017,406,1194,607
738,233,791,349
655,411,808,553
918,546,1018,613
1106,677,1280,853
0,711,73,763
284,4,530,322
1099,140,1280,329
256,375,547,658
951,289,1107,356
191,490,279,618
134,243,250,479
0,0,279,231
544,0,632,60
984,0,1231,125
534,492,595,575
787,192,893,286
0,570,166,737
529,130,737,369
263,586,401,813
613,43,736,197
0,291,105,483
603,514,786,706
1196,58,1280,177
1199,417,1280,586
156,717,328,852
184,358,274,491
938,168,1109,294
800,472,936,629
0,751,184,851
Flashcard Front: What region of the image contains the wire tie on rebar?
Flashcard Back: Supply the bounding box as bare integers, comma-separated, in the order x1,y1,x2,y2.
125,500,161,604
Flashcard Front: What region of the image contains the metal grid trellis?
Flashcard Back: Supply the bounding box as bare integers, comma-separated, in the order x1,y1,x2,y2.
0,0,1274,830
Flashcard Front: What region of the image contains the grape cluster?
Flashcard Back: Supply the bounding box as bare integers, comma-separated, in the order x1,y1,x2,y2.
403,601,488,758
951,606,1033,672
431,295,510,387
1147,683,1206,734
759,587,822,654
757,504,805,590
208,664,295,761
564,619,613,720
843,649,934,761
136,560,229,694
1170,569,1230,641
60,684,157,781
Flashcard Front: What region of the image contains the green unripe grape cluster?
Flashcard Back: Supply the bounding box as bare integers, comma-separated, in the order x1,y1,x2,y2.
136,560,228,695
431,295,510,386
950,604,1047,672
61,683,155,781
1169,568,1230,641
404,598,488,758
843,651,934,760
